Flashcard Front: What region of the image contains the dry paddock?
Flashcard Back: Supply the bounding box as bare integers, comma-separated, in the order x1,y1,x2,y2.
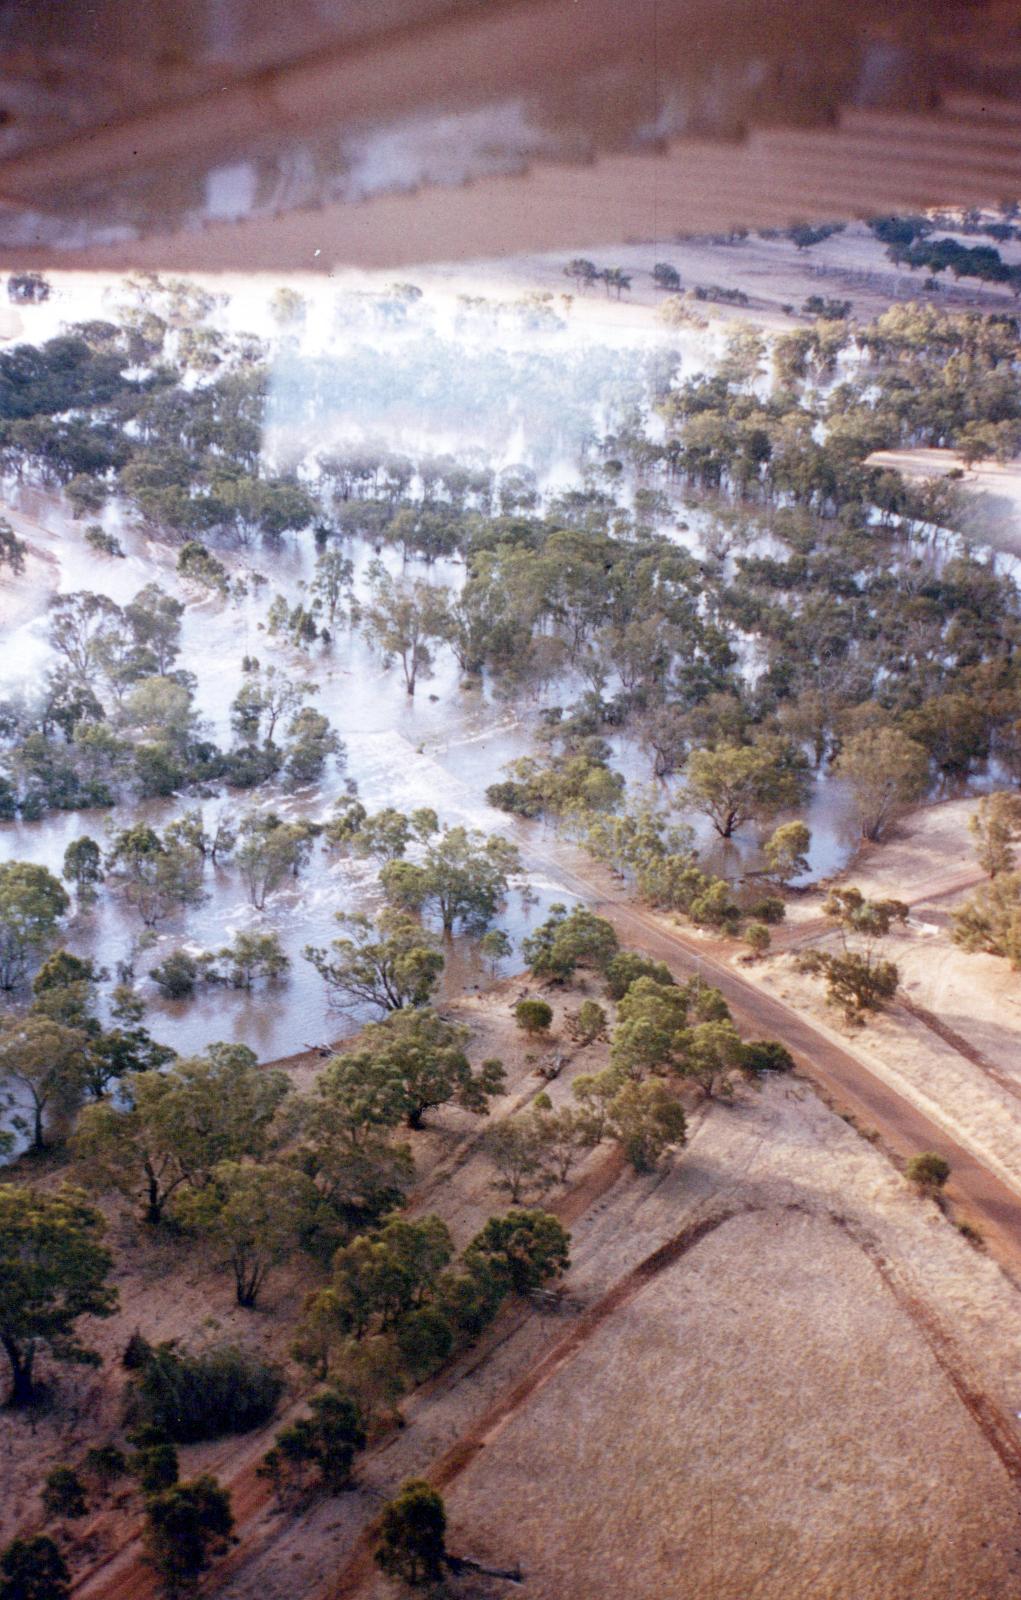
440,1206,1020,1600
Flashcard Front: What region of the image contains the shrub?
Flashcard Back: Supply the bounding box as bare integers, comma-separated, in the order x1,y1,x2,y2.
41,1467,87,1520
128,1344,284,1443
741,1039,795,1076
84,1443,128,1484
906,1152,950,1192
744,921,771,956
123,1330,154,1370
515,999,553,1036
149,950,199,999
747,897,786,925
604,952,675,1001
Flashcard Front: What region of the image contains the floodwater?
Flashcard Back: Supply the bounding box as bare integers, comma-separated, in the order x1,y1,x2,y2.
0,479,865,1063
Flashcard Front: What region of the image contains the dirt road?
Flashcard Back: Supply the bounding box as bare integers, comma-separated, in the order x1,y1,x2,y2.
522,839,1021,1278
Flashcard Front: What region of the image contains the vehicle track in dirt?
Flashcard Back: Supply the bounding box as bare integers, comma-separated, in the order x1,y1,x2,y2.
518,837,1021,1277
328,1200,1021,1598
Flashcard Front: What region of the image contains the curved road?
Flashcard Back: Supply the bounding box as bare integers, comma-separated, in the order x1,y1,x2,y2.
523,838,1021,1278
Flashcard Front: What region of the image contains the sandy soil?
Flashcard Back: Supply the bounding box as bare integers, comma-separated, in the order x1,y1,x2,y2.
737,797,1021,1199
8,943,1021,1600
351,1062,1021,1600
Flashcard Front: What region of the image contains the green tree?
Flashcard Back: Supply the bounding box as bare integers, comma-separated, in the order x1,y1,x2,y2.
41,1466,87,1519
143,1475,234,1599
567,999,607,1044
683,742,810,839
797,886,908,1019
380,825,520,935
61,837,104,904
832,726,930,842
304,909,443,1014
73,1045,289,1224
466,1210,570,1295
606,1079,688,1171
515,998,553,1036
359,1008,505,1128
175,1162,316,1307
522,904,619,983
0,1537,70,1600
261,1386,366,1496
969,791,1021,878
952,872,1021,967
0,862,69,991
0,1185,117,1406
375,1479,447,1587
483,1116,552,1202
330,1215,454,1336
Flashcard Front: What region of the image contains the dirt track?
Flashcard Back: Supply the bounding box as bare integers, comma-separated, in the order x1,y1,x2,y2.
520,839,1021,1279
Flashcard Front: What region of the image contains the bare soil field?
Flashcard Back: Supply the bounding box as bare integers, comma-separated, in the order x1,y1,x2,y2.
13,956,1021,1600
415,219,1019,338
347,1059,1021,1600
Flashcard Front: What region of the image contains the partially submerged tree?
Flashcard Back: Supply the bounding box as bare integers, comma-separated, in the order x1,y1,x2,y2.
304,909,443,1014
0,862,69,991
832,726,929,842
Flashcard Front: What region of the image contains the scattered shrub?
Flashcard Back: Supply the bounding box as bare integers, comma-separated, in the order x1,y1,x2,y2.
514,999,553,1036
128,1344,284,1443
41,1467,87,1520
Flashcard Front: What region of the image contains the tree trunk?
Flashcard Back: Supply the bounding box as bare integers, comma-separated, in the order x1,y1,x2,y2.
2,1335,36,1406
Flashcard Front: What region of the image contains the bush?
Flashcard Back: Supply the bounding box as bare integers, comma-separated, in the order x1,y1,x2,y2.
149,949,200,998
604,951,675,1000
84,1443,127,1484
906,1152,950,1192
744,921,771,956
134,1442,180,1496
123,1330,154,1370
41,1467,87,1519
128,1344,284,1443
515,999,553,1036
741,1039,795,1076
747,897,786,925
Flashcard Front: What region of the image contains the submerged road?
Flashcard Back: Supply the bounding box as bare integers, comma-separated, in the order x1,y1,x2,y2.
522,838,1021,1279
